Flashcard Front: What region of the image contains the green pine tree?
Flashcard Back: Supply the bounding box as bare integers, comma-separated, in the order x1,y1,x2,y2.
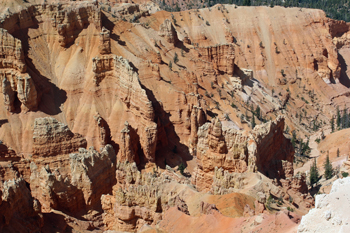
169,61,173,70
251,114,256,128
255,106,261,120
178,162,185,175
309,158,319,187
336,106,341,128
174,52,179,63
331,116,335,132
324,152,333,180
342,108,347,129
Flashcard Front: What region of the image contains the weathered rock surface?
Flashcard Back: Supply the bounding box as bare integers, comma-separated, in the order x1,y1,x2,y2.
0,178,43,233
32,117,87,157
1,2,350,232
298,177,350,233
158,19,178,44
192,116,294,192
0,141,17,161
101,162,193,232
94,112,111,147
196,44,235,75
0,28,38,112
30,145,116,214
92,54,158,163
99,27,111,55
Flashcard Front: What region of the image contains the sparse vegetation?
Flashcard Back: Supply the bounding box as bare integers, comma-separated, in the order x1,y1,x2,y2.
178,162,185,175
265,195,273,210
309,158,319,187
168,61,173,70
324,151,334,180
174,52,179,63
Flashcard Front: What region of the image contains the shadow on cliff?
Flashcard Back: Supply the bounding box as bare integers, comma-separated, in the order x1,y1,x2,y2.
101,12,127,46
338,52,350,88
12,25,68,115
0,119,8,128
140,83,193,171
42,212,73,232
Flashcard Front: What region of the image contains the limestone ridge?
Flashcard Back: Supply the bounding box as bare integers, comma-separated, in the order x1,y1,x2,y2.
0,178,43,232
53,3,101,47
0,2,101,44
32,117,87,157
30,145,116,213
0,28,38,112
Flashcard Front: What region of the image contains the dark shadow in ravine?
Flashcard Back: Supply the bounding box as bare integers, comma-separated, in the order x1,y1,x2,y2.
140,83,193,171
338,52,350,88
0,119,8,128
101,12,127,46
11,22,67,116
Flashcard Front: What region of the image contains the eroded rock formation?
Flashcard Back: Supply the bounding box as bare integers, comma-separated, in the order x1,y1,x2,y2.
195,44,235,75
92,54,158,163
30,145,116,213
158,19,178,44
0,28,38,112
0,178,43,233
32,117,87,157
192,116,306,203
101,162,192,232
99,27,111,55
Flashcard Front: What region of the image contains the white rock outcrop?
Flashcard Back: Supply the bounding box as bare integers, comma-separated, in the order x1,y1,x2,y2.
298,177,350,233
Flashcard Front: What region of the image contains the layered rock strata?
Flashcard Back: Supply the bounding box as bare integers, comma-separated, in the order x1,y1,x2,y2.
158,19,179,44
92,55,157,163
101,162,192,232
0,28,38,112
50,3,101,48
192,116,298,191
0,178,43,233
32,117,87,157
30,145,116,213
195,44,235,76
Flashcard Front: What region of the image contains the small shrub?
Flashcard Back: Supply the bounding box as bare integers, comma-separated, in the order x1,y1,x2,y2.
169,61,172,70
178,162,185,175
342,172,349,177
206,21,210,26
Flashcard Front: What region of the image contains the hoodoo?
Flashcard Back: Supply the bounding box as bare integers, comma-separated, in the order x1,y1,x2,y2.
1,0,350,232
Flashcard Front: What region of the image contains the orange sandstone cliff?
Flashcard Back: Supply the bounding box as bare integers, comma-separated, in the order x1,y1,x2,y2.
1,1,350,232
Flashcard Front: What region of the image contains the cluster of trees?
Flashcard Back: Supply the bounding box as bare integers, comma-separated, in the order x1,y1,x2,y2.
331,106,350,132
291,131,311,157
309,152,334,187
